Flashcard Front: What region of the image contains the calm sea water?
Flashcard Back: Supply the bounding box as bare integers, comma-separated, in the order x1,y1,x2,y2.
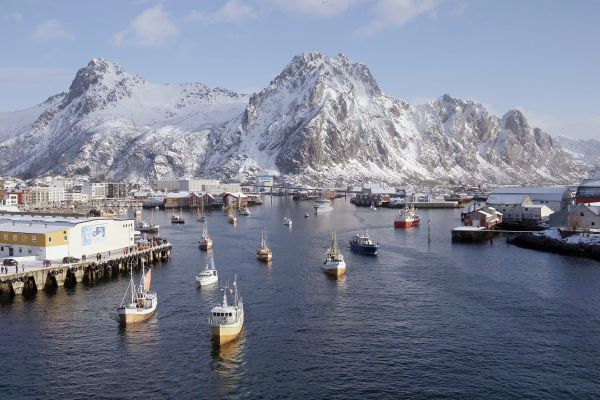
1,197,600,399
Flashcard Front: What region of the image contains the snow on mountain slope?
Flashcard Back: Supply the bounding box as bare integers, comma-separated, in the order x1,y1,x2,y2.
0,54,591,184
0,58,248,180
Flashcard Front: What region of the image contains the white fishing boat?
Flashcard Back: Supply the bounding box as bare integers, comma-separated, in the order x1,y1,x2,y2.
322,230,346,277
196,252,218,286
171,208,185,224
314,196,333,213
304,213,310,218
117,265,157,324
137,209,159,233
239,206,251,216
256,229,272,262
209,276,244,345
199,220,213,250
283,216,293,226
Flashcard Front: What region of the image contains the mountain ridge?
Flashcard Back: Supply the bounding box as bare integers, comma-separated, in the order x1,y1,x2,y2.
0,53,592,184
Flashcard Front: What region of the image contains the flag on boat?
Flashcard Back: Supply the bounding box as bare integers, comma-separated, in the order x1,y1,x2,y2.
143,269,152,292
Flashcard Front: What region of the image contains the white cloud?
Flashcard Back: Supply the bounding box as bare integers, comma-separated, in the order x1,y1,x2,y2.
357,0,437,37
267,0,356,17
187,0,256,23
3,12,23,22
114,5,178,47
31,19,73,42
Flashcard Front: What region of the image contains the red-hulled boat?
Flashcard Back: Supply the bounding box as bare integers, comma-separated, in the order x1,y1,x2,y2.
394,205,420,228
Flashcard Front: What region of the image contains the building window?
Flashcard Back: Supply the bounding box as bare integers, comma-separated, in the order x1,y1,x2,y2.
64,236,68,240
581,212,584,216
48,237,52,243
22,235,27,242
12,235,17,241
593,222,596,226
28,248,32,254
0,246,3,251
2,234,6,240
19,247,22,253
32,237,36,243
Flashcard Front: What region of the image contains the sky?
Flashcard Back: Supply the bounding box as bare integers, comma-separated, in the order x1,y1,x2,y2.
0,0,599,139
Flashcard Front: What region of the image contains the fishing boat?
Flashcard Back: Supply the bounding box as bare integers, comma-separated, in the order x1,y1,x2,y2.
117,265,157,325
313,196,333,213
256,229,272,262
171,208,185,224
227,207,237,224
239,206,251,216
208,276,244,345
394,205,420,228
304,213,310,218
283,216,293,226
196,252,218,286
137,209,159,233
137,220,160,234
199,221,213,250
349,230,379,255
196,198,207,222
323,231,346,276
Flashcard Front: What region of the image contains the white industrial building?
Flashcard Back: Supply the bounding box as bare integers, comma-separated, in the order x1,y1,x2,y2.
488,187,574,212
0,214,135,261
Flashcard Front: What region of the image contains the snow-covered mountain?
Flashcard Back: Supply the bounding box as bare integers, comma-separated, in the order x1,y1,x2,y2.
555,136,600,164
0,53,591,184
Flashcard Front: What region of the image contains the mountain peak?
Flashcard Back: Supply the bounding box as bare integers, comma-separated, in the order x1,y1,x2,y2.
271,52,380,97
60,57,143,114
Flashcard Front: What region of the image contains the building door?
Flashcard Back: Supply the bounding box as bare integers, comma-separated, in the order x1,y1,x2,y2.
8,247,13,256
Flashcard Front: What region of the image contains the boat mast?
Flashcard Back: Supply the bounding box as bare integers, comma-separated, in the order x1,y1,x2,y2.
233,274,238,306
130,266,135,304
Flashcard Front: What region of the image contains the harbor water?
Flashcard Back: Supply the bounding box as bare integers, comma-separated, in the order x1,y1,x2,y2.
1,198,600,399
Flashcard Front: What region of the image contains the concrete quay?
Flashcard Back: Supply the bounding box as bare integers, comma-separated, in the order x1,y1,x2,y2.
0,242,172,296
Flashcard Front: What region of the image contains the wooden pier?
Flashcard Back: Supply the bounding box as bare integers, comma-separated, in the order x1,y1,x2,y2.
0,242,172,296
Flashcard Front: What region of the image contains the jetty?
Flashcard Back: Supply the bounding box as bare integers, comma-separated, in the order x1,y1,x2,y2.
0,241,172,296
451,226,539,242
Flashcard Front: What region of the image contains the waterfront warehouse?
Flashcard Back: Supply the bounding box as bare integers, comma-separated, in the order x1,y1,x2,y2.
0,214,134,261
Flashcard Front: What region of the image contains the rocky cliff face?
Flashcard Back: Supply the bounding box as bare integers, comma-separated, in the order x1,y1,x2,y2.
0,53,590,184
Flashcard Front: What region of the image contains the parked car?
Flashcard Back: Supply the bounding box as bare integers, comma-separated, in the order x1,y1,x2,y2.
62,256,80,264
3,258,18,266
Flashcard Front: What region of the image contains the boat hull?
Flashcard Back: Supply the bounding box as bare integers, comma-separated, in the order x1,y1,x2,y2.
394,219,420,228
117,304,157,325
139,227,159,233
199,240,213,250
323,261,346,276
196,275,218,286
257,253,272,262
350,243,379,255
314,206,333,213
210,320,244,345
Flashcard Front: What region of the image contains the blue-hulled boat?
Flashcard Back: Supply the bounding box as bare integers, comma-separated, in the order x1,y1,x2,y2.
349,231,379,255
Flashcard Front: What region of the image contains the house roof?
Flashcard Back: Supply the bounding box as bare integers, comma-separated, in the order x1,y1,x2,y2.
572,204,600,216
491,186,572,201
487,194,531,205
578,178,600,188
